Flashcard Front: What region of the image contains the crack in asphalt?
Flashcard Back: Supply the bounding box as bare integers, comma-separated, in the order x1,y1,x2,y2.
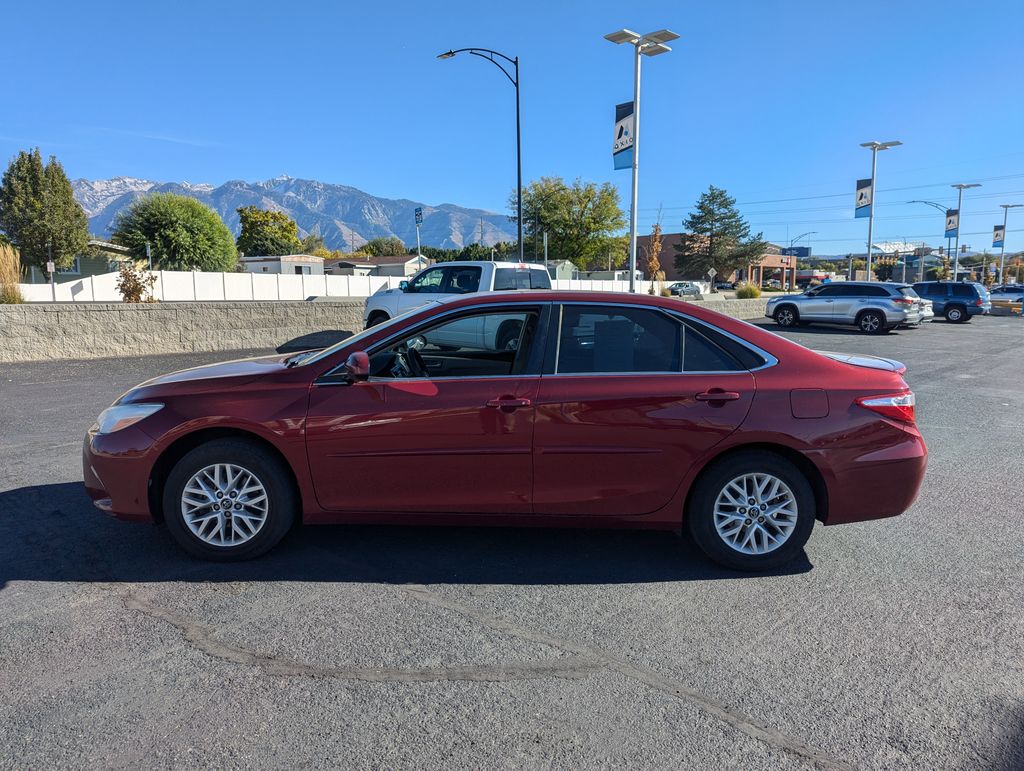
121,584,849,770
121,591,603,683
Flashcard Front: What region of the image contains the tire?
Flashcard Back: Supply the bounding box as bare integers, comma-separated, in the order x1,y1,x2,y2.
945,305,966,323
687,450,816,571
773,305,798,328
857,310,886,334
365,311,389,328
162,438,297,561
495,320,523,351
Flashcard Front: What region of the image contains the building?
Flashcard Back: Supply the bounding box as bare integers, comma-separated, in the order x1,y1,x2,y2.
325,253,430,277
546,259,577,280
240,254,325,275
634,232,796,286
24,240,132,284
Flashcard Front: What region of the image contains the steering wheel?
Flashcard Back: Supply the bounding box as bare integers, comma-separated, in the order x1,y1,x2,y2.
393,346,428,379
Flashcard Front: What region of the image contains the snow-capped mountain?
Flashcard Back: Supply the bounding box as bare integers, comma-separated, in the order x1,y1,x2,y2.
72,175,515,250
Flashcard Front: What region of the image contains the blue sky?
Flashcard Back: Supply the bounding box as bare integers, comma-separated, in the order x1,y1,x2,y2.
4,0,1024,254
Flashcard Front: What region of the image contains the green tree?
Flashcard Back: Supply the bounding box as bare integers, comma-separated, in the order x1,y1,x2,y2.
235,206,301,257
0,148,89,274
362,236,408,257
298,233,325,254
515,176,626,270
112,193,236,271
674,185,767,285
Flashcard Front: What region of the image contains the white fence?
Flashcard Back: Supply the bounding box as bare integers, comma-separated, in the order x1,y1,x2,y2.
18,271,690,303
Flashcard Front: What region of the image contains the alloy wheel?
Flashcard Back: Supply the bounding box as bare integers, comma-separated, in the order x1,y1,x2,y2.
713,473,799,555
775,308,795,326
180,463,269,547
860,313,881,333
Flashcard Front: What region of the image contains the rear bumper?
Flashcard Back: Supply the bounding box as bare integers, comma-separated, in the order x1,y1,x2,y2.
823,427,928,525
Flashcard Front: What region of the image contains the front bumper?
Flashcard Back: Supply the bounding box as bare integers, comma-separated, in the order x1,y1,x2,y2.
83,427,158,522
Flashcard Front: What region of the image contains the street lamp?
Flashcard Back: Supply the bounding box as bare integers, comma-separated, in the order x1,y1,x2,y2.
998,204,1023,283
438,47,523,260
950,183,981,281
859,140,901,281
605,28,679,292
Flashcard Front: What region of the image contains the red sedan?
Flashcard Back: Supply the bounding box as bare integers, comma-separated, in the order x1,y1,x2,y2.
83,291,927,570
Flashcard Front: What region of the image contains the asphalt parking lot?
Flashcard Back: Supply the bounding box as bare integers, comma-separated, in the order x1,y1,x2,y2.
1,315,1022,769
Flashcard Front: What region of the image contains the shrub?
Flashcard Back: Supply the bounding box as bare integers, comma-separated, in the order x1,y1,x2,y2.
0,242,24,303
116,262,157,303
660,287,672,297
735,282,761,299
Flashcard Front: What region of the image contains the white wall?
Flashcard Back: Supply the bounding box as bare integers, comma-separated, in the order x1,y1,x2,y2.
18,271,685,303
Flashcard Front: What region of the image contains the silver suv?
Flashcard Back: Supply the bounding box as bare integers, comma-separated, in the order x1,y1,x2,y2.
765,281,929,334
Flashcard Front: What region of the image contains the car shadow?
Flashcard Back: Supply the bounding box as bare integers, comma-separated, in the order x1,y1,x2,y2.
0,482,813,588
750,321,884,337
276,330,355,353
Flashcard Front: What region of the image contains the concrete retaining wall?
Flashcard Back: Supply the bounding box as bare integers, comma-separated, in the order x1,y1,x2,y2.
0,300,366,363
0,296,770,364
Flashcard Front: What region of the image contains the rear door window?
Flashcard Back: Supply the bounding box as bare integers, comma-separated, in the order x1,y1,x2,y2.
495,267,551,290
444,266,482,294
950,284,975,298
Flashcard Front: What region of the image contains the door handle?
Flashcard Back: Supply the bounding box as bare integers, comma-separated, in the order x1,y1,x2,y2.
695,390,741,402
486,397,532,410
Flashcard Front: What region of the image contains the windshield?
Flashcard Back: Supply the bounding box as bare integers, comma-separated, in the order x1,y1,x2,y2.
290,305,431,367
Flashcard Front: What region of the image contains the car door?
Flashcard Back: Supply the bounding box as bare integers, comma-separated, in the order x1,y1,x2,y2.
305,303,547,514
828,284,870,321
532,303,754,517
396,265,450,314
799,285,843,319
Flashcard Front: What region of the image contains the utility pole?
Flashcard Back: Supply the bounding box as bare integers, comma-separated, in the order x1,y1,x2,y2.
998,204,1022,283
951,183,981,281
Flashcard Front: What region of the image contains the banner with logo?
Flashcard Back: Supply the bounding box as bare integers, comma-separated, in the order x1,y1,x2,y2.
855,179,872,218
613,102,634,170
993,224,1005,248
944,209,959,239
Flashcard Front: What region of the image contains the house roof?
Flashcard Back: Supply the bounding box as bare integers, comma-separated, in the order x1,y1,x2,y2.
326,253,430,268
241,253,324,263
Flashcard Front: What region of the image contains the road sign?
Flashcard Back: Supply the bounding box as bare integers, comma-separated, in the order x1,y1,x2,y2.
707,267,718,278
46,261,55,273
414,207,423,225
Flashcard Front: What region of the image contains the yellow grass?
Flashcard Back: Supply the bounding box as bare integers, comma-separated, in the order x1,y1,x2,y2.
0,243,25,303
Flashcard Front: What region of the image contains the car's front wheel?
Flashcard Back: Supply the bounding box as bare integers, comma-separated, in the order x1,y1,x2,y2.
162,438,297,561
365,311,390,328
773,306,798,327
687,451,815,571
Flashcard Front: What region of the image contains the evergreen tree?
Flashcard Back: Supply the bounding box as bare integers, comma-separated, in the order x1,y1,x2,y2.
112,193,236,271
0,148,89,274
235,206,302,256
674,185,767,284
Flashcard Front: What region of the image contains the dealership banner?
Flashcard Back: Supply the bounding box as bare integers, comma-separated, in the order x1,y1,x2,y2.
855,179,872,218
993,224,1005,248
613,102,634,170
944,209,960,239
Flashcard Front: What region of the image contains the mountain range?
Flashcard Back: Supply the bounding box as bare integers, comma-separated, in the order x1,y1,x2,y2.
72,176,517,251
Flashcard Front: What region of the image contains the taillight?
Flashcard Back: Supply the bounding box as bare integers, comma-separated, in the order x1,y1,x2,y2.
857,391,915,423
975,298,984,306
893,297,912,305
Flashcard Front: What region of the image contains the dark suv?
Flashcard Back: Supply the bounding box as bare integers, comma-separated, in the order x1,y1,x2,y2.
911,281,991,323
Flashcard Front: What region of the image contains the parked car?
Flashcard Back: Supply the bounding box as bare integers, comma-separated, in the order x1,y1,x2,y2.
766,281,929,333
363,260,551,328
84,291,927,571
715,281,739,290
911,281,991,323
668,281,701,296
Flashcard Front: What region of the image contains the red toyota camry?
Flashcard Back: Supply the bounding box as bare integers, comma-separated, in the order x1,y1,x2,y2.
83,291,927,570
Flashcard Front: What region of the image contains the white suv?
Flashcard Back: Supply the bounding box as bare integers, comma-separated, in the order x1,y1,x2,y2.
363,261,552,328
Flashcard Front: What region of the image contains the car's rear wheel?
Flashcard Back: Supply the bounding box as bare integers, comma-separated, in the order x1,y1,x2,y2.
773,306,798,328
945,305,966,323
365,311,389,328
687,451,815,571
857,310,886,334
163,439,296,561
495,319,523,351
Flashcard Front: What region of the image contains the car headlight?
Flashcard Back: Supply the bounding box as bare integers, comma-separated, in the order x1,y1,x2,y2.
95,403,163,435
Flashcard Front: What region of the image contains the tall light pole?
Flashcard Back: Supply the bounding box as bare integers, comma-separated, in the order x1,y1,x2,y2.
860,140,901,281
438,47,523,260
787,231,816,292
908,200,950,280
998,204,1022,283
951,183,981,281
605,28,679,292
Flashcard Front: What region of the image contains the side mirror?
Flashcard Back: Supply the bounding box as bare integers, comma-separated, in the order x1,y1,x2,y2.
343,351,370,383
399,280,409,291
